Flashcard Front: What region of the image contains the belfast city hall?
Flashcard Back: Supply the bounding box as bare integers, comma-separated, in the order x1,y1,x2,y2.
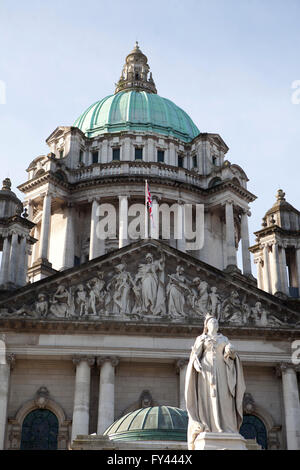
0,43,299,451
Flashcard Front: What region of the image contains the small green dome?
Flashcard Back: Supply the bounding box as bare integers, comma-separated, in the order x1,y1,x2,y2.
74,91,200,143
103,406,188,442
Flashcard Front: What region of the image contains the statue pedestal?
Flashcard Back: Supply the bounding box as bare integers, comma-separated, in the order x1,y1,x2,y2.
194,432,247,450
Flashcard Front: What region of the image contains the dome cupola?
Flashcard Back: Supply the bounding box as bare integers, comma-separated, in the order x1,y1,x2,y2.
103,406,188,442
115,42,157,95
74,44,200,142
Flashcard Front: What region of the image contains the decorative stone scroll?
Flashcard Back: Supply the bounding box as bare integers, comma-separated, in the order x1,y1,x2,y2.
0,250,298,328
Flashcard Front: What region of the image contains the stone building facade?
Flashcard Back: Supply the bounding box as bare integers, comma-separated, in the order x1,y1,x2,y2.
0,43,299,450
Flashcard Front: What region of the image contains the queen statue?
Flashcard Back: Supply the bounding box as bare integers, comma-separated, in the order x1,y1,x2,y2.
185,314,245,450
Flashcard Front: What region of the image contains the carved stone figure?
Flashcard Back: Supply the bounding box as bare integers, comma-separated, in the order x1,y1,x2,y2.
190,278,209,317
185,315,245,450
35,294,48,318
76,284,89,317
221,290,242,323
87,280,98,315
166,265,189,317
92,272,107,312
251,301,284,327
135,252,166,315
107,263,133,314
50,285,73,318
207,286,222,318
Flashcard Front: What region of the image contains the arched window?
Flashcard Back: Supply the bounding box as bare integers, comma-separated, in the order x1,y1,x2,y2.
240,415,268,449
208,177,222,188
231,177,241,186
20,409,59,450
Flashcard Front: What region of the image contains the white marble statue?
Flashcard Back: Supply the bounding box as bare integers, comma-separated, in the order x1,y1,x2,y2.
185,315,245,450
135,252,166,315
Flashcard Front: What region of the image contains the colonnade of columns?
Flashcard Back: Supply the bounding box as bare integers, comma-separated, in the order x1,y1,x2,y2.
255,241,300,296
29,192,253,276
0,352,299,449
71,355,119,442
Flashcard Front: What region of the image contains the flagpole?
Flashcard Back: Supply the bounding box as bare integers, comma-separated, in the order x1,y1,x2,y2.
145,179,148,239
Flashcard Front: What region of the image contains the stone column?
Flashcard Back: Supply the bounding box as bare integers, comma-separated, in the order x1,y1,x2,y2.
39,192,52,260
119,196,128,248
254,257,264,290
89,198,100,260
62,204,75,269
262,243,271,293
176,359,188,410
279,245,289,295
8,232,19,284
277,364,300,450
225,200,237,267
71,356,94,442
31,226,38,267
296,247,300,294
0,236,11,286
150,196,159,239
176,201,185,252
0,348,15,450
270,242,282,294
97,356,119,435
240,210,252,275
16,235,27,286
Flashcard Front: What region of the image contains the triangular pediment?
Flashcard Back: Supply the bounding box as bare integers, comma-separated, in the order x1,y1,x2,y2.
0,239,299,332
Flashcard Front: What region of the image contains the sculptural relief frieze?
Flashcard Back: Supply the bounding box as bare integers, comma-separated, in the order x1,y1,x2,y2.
0,249,298,328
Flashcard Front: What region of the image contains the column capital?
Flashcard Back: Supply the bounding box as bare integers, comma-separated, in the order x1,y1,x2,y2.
6,353,16,369
96,356,119,368
88,196,100,204
222,199,235,207
118,194,129,201
241,208,251,217
41,191,53,199
275,362,300,377
177,199,185,206
175,358,189,372
72,355,95,367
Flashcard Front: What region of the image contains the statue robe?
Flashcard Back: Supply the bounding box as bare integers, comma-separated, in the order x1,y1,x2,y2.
185,333,245,450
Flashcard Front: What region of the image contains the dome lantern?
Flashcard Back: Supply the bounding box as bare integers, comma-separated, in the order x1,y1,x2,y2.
115,42,157,95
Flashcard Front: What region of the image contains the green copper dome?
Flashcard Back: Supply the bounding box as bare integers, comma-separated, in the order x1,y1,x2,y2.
103,406,188,442
74,91,200,143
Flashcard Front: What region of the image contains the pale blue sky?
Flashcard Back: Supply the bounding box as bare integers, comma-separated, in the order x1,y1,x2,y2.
0,0,299,256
